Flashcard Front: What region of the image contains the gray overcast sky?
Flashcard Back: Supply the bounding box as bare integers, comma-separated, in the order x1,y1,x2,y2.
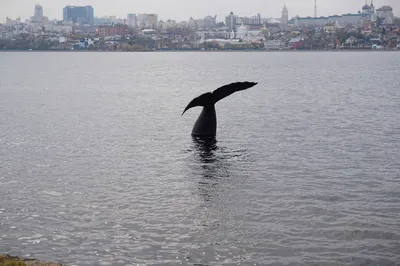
1,0,399,22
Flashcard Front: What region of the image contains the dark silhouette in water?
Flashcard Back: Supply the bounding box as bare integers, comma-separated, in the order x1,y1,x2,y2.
191,136,223,204
192,136,218,164
182,82,258,137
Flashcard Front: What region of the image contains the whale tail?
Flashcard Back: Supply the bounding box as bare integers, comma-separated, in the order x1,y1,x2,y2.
182,92,212,115
182,81,257,115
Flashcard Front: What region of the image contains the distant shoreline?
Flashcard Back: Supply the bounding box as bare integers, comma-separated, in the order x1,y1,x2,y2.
0,49,399,53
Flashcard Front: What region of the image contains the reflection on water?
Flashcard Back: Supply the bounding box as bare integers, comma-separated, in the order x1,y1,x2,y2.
188,136,251,206
190,136,229,204
191,136,218,164
188,136,252,263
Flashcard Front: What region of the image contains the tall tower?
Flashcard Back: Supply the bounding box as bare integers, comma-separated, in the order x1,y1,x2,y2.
127,14,137,27
230,11,234,32
281,4,289,25
33,5,43,22
314,0,317,18
225,11,237,31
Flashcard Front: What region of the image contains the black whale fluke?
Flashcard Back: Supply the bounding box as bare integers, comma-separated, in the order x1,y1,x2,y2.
182,81,258,137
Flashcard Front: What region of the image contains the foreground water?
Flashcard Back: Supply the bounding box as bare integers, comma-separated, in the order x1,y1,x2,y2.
1,52,400,266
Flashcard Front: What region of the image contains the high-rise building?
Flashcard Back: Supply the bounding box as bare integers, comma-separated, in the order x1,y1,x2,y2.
63,6,94,25
137,14,158,29
376,5,394,24
281,4,289,25
127,14,137,27
225,11,237,32
32,5,43,22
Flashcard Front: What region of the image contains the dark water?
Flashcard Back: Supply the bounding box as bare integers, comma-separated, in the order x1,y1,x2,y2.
1,52,400,266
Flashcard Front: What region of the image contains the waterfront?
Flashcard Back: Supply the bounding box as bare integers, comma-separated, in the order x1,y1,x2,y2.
0,47,399,53
1,52,400,265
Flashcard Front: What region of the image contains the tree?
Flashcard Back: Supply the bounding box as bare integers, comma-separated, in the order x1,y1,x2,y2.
260,27,270,39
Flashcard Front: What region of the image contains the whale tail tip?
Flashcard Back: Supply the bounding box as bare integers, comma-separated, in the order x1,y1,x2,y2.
182,81,258,115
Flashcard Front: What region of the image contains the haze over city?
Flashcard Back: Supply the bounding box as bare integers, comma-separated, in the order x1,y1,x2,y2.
1,0,399,22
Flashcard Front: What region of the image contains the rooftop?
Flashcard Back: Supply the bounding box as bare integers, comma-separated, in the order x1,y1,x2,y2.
376,6,393,11
296,13,367,20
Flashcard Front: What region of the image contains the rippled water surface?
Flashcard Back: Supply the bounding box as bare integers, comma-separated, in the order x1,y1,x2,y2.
1,51,400,266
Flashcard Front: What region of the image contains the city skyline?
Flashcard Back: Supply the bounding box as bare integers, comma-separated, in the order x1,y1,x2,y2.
1,0,399,22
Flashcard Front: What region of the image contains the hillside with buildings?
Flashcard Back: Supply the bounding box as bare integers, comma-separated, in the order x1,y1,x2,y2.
1,2,399,51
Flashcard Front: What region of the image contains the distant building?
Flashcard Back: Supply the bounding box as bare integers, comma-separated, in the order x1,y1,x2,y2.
250,14,262,25
376,6,394,25
188,17,196,29
94,17,108,25
362,1,375,16
164,19,175,28
237,17,249,25
236,23,248,39
137,14,158,29
32,5,43,22
178,21,189,28
157,20,166,29
141,29,157,35
204,15,217,30
195,19,205,30
94,16,124,25
63,6,94,25
292,13,368,27
323,24,336,33
281,4,289,25
264,40,286,50
289,37,303,49
237,14,262,26
225,12,237,32
289,1,380,28
127,14,137,27
97,24,128,37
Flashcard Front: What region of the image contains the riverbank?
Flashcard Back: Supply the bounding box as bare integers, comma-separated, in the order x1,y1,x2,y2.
0,254,61,266
0,48,399,52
